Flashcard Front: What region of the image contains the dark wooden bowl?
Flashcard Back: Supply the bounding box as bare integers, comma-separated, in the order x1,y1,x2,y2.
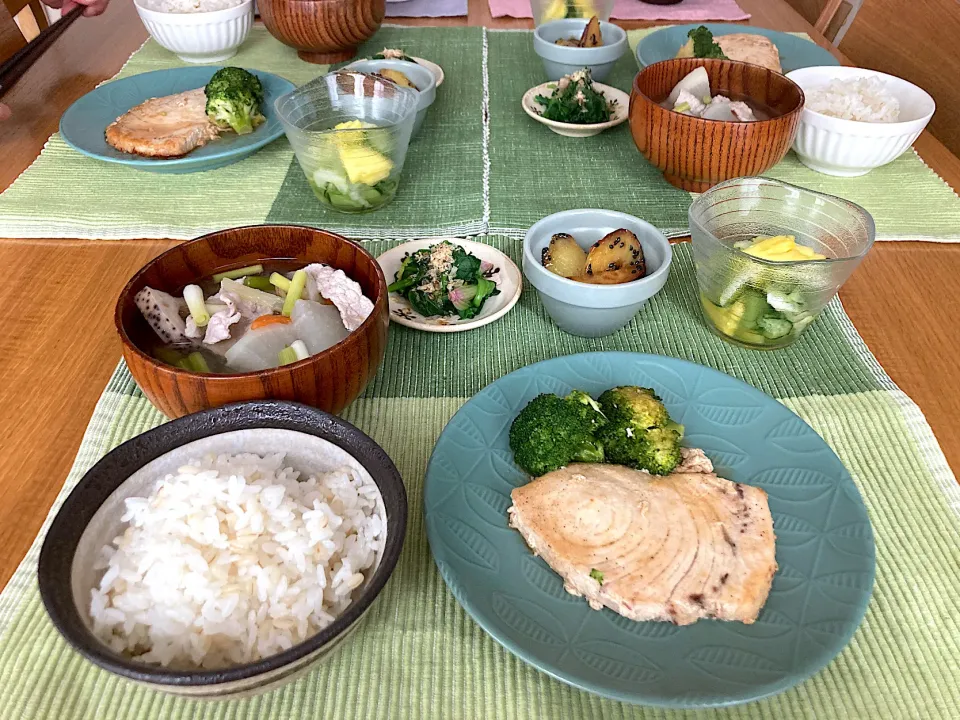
258,0,385,64
115,225,389,419
629,58,804,192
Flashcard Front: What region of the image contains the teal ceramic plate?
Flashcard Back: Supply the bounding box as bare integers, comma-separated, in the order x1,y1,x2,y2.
59,67,295,174
424,352,874,708
637,24,840,73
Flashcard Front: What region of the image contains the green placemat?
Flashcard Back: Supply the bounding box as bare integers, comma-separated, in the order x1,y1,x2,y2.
1,243,959,719
0,26,486,241
626,28,960,242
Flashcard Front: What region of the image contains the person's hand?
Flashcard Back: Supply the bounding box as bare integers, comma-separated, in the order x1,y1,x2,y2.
44,0,110,17
0,103,10,121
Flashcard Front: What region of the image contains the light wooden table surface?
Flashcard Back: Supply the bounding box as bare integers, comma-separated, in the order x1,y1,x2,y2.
1,0,958,593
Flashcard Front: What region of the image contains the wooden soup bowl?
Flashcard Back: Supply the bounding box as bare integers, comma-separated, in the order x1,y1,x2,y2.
630,58,804,192
258,0,385,64
116,224,389,419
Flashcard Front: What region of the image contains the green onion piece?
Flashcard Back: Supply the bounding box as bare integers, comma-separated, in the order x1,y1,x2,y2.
244,275,274,292
174,358,192,370
589,568,604,585
183,284,210,327
278,346,299,366
153,346,184,366
674,102,691,113
212,264,264,282
290,340,309,361
270,272,292,291
186,352,211,373
281,270,307,317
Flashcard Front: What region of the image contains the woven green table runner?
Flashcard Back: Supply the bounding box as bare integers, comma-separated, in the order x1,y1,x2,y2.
2,27,960,241
1,243,959,720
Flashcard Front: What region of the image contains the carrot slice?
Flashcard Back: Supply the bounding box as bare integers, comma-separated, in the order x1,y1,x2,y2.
250,314,292,331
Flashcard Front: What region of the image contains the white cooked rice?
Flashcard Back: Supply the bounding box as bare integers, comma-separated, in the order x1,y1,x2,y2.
138,0,244,13
89,452,383,669
805,76,901,123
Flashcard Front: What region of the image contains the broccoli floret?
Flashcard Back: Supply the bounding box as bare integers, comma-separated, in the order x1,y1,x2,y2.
509,394,604,477
598,386,669,429
204,67,265,135
566,390,607,432
642,426,683,475
688,25,727,59
598,420,682,475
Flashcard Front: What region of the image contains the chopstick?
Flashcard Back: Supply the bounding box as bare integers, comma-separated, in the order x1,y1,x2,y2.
0,6,83,98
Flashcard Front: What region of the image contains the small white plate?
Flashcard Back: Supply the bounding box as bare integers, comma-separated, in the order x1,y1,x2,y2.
412,57,444,87
377,238,522,333
522,81,629,137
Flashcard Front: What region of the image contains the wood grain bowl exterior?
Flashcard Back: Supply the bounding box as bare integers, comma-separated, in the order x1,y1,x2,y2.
630,59,804,192
258,0,385,64
115,225,389,419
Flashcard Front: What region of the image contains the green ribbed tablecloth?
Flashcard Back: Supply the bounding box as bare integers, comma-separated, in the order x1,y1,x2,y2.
1,27,959,241
1,242,959,720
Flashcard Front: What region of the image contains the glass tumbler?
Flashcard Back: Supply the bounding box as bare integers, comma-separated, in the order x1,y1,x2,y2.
275,71,419,214
530,0,615,26
689,177,876,350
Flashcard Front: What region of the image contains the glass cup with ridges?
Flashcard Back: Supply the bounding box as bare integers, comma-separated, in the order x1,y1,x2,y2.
275,72,419,214
530,0,615,26
689,177,875,350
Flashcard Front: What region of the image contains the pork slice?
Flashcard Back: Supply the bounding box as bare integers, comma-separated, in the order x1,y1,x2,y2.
508,462,776,625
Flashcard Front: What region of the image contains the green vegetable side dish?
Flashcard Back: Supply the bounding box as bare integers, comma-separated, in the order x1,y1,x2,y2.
509,386,685,478
204,67,266,136
536,69,613,125
388,241,500,320
700,236,824,349
307,120,399,213
687,26,728,60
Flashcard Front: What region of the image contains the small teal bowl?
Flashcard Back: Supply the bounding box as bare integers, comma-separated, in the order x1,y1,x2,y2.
533,19,627,82
523,209,672,338
344,59,437,138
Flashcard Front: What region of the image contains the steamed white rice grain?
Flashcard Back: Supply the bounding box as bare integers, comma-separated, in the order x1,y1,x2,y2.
805,76,901,123
138,0,244,13
89,452,383,669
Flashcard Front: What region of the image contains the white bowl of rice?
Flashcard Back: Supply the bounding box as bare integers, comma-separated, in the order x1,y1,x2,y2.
135,0,254,64
37,402,407,698
785,66,935,177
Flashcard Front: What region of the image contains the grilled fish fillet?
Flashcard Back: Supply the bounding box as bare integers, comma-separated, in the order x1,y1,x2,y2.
508,456,776,625
105,89,220,158
677,33,783,73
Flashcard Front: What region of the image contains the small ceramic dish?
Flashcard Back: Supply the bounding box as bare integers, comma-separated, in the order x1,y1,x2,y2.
343,59,437,137
376,238,522,333
523,209,672,337
522,81,629,137
134,0,254,64
37,401,407,699
412,57,444,87
533,18,627,82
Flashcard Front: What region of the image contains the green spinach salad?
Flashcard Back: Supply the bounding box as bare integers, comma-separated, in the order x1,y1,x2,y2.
388,241,500,319
536,69,614,125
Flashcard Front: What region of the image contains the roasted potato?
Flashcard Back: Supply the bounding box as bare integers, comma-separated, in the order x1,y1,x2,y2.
572,267,643,284
541,233,588,278
555,38,581,47
584,228,646,277
579,16,602,48
378,69,418,90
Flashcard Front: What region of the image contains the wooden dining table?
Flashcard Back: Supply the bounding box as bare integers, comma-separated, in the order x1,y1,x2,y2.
0,0,958,593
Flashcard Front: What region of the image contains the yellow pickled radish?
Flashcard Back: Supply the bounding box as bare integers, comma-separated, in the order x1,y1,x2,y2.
743,235,826,262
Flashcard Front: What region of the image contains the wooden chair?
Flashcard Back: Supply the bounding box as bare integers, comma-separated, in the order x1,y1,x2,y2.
3,0,48,44
812,0,865,44
1,3,27,63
